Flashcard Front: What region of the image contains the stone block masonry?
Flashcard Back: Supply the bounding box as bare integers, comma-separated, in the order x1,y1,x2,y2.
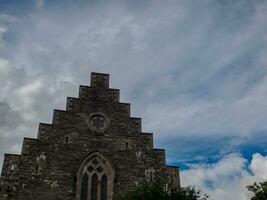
0,72,179,200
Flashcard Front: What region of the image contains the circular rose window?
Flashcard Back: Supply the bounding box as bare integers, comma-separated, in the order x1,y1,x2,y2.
89,114,109,132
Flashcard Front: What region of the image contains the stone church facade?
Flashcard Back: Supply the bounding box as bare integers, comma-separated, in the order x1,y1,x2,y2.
0,73,180,200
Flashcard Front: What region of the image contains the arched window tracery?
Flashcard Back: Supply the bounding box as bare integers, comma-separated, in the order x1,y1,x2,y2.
76,152,114,200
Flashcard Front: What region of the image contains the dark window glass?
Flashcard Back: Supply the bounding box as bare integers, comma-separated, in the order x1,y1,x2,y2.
91,174,98,200
80,174,88,200
101,175,108,200
88,166,94,173
34,164,39,174
150,172,153,181
64,136,69,144
6,186,12,193
92,159,98,166
97,166,103,173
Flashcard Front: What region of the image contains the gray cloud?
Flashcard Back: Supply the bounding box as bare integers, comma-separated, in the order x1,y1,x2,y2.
0,1,267,197
0,101,24,130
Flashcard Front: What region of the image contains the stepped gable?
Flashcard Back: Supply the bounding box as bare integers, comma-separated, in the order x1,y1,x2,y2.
0,72,180,200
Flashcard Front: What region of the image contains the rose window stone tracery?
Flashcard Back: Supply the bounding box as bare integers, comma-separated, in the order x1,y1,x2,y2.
89,114,109,132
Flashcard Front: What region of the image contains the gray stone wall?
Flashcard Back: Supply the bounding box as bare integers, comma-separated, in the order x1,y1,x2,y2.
0,72,179,200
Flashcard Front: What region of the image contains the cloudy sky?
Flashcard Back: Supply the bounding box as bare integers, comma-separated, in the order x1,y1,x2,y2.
1,0,267,199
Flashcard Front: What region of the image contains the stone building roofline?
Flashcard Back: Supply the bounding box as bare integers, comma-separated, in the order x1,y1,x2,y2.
91,72,110,76
140,132,153,135
3,154,21,157
166,165,180,169
153,148,165,152
91,72,110,88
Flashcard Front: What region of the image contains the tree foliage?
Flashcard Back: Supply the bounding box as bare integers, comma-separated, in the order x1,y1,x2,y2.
115,182,208,200
247,181,267,200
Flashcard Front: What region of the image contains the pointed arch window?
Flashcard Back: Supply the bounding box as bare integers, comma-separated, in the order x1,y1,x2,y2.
91,174,98,200
77,152,114,200
80,174,88,200
101,175,108,200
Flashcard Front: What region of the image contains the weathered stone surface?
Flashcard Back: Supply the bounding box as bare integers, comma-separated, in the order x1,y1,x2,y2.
0,72,180,200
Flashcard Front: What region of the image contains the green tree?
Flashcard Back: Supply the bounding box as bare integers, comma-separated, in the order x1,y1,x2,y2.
247,181,267,200
115,182,208,200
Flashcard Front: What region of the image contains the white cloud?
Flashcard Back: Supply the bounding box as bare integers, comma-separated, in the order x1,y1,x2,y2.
36,0,45,8
0,1,267,196
0,26,6,35
250,153,267,180
0,14,20,23
181,153,267,200
0,26,7,48
0,57,10,74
